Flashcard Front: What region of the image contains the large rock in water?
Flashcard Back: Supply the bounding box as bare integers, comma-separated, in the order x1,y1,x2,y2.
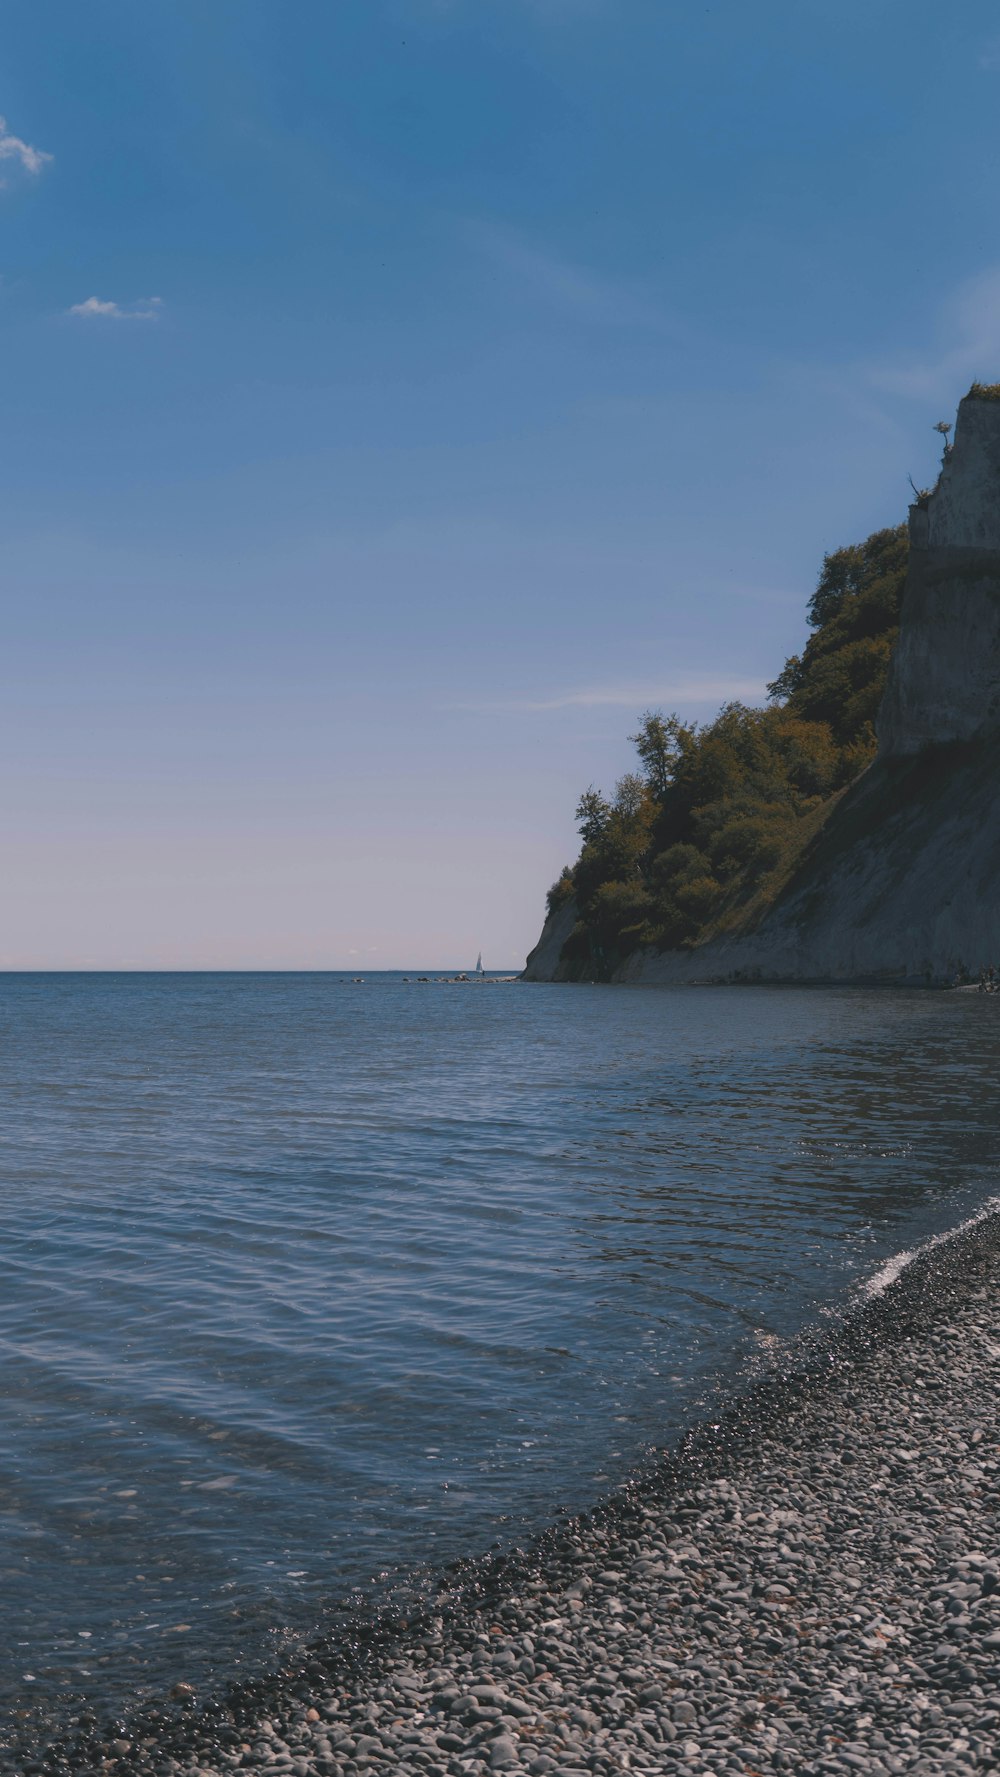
524,390,1000,986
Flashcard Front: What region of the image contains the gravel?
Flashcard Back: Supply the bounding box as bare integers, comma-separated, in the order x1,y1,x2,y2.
12,1211,1000,1777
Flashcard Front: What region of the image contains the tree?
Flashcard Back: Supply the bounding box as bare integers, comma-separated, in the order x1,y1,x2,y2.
612,772,647,821
767,655,802,702
546,866,575,915
550,520,911,975
629,710,694,801
575,787,611,845
805,527,906,629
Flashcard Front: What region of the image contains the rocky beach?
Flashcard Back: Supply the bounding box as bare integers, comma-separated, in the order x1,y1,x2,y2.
22,1206,1000,1777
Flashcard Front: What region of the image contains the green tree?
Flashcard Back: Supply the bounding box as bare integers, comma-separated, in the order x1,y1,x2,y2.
546,866,575,915
612,772,648,823
575,787,611,845
768,524,907,760
548,519,911,977
629,711,695,801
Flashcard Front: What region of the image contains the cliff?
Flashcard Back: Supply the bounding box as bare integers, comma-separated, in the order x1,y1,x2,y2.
525,389,1000,986
878,393,1000,755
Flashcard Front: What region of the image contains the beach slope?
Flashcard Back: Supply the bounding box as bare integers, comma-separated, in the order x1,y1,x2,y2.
42,1210,1000,1777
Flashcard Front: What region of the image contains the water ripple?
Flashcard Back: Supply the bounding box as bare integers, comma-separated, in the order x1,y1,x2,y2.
0,973,996,1716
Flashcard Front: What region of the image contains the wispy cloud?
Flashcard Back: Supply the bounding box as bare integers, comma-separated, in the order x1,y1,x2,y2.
0,115,52,181
422,0,605,18
457,675,767,714
68,296,163,322
510,0,606,15
465,219,683,334
866,266,1000,403
979,35,1000,71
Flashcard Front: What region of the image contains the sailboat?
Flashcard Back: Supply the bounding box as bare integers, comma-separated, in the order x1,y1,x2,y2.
475,952,484,977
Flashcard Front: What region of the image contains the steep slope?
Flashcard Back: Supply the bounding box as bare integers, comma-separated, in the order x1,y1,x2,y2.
525,388,1000,986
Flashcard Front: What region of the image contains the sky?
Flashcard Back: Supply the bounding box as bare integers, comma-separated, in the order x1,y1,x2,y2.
3,0,1000,969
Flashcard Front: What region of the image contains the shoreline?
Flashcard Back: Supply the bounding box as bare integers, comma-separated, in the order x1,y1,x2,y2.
16,1209,1000,1776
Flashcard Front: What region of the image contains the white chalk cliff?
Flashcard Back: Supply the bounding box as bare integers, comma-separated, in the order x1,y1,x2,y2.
525,390,1000,986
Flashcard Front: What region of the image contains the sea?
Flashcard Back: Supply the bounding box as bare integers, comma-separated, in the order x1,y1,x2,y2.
0,971,997,1734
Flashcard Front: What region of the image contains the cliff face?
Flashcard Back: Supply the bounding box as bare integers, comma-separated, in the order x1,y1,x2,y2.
523,899,578,981
879,397,1000,756
525,392,1000,986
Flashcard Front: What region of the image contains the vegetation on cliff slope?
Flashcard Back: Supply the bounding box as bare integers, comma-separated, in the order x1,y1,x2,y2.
547,524,908,974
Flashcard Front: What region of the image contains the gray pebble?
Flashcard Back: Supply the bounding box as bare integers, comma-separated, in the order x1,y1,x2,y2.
80,1217,1000,1777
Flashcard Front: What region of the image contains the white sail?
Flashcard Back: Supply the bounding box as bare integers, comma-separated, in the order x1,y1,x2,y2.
476,952,483,974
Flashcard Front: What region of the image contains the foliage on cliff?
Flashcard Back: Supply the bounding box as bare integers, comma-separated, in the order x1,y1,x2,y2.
547,523,908,973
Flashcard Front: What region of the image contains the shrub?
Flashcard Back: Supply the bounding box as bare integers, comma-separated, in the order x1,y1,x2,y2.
546,867,575,916
673,873,724,920
561,920,593,962
649,843,713,888
588,879,655,949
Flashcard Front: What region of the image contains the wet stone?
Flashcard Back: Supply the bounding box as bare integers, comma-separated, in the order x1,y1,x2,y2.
21,1213,1000,1777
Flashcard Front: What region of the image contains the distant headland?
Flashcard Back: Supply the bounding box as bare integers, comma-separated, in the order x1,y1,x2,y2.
525,385,1000,987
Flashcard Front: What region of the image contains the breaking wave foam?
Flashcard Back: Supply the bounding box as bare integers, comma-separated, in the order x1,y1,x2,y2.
861,1195,1000,1299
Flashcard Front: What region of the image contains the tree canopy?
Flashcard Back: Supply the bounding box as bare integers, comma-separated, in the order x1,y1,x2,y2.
546,522,908,974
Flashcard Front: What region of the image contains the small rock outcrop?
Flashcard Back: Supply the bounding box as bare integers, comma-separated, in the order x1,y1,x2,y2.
525,389,1000,986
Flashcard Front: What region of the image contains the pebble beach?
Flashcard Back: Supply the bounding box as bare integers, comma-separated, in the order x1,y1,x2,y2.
20,1206,1000,1777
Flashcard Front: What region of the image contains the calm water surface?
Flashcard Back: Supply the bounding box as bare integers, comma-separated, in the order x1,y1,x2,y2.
0,973,997,1721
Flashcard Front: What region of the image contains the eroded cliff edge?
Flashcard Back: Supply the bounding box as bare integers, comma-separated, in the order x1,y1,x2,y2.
525,389,1000,986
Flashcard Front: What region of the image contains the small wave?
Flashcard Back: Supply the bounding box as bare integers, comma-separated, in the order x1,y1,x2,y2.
861,1194,1000,1299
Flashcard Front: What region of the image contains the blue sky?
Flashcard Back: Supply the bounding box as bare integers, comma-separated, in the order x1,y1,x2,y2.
3,0,999,967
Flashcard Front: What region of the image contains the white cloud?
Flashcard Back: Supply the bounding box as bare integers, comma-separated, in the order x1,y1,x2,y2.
458,675,768,713
0,115,52,181
68,296,163,322
465,219,684,334
866,267,1000,404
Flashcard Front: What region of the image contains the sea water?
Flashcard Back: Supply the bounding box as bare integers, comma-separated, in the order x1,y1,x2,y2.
0,972,997,1722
